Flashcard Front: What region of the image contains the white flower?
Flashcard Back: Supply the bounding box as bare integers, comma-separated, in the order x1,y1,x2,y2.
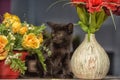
28,26,35,30
5,53,21,64
8,32,16,40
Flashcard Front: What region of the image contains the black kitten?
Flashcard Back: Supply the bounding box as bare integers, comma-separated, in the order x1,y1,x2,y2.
44,22,73,78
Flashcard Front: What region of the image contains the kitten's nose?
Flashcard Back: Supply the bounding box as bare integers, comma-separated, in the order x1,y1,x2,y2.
53,38,57,41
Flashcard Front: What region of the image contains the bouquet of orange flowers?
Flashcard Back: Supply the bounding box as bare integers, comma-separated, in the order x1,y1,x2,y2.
0,13,47,78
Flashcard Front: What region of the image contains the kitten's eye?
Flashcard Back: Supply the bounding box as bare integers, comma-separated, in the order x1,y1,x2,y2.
52,34,55,37
59,33,63,36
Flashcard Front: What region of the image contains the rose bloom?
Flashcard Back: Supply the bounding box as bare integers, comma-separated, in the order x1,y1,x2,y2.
11,15,21,22
12,21,21,33
2,18,13,28
0,51,8,60
3,12,12,20
0,35,8,60
22,33,40,49
19,26,28,35
2,13,21,28
3,12,20,22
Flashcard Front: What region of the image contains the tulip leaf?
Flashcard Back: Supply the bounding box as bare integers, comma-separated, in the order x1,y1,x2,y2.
89,13,97,33
96,9,108,30
77,6,88,25
78,21,88,32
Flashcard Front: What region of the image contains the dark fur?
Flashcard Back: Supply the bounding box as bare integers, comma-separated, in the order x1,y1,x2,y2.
44,22,73,78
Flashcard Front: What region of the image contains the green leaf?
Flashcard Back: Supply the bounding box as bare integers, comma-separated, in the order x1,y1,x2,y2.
96,9,108,30
30,24,46,35
35,49,47,71
76,6,88,24
88,13,97,33
89,13,96,27
10,58,27,74
13,34,24,50
78,21,88,33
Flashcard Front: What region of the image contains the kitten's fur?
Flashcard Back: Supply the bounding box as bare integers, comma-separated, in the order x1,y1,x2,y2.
44,22,73,78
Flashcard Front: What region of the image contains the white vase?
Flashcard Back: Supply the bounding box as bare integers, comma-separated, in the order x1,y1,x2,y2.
71,34,110,79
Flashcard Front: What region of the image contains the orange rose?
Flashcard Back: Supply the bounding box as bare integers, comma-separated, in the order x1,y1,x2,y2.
19,26,28,35
0,35,8,60
3,12,12,20
11,15,21,22
2,12,21,28
22,33,40,49
0,50,8,60
12,21,21,33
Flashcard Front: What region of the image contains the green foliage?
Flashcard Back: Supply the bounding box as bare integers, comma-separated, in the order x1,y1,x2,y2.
28,23,46,35
0,13,49,76
10,58,27,74
77,6,108,34
77,6,89,25
13,34,24,50
0,24,9,35
5,53,27,74
35,49,47,71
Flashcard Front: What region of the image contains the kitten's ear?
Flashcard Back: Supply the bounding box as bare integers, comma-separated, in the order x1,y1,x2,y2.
67,23,73,34
47,22,56,28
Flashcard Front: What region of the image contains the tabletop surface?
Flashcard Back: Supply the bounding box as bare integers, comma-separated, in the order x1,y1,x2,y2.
17,76,120,80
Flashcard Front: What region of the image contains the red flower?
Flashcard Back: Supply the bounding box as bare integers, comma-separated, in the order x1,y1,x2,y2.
103,0,120,11
103,0,120,15
71,0,120,13
71,0,86,3
106,0,120,4
71,0,104,13
86,0,104,13
71,0,87,5
113,6,120,15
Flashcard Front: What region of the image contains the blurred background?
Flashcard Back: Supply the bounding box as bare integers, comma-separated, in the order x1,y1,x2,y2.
0,0,120,76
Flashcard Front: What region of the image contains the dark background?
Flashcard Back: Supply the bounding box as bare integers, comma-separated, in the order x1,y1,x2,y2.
1,0,120,76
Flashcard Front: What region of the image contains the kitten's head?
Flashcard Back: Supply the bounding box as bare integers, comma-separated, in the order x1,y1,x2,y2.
47,22,73,44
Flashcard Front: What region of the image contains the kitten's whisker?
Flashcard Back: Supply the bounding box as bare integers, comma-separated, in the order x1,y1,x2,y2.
62,2,72,7
73,23,79,26
46,0,69,11
63,2,86,7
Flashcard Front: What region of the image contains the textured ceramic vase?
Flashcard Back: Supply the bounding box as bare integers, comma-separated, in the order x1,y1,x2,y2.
71,34,110,79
